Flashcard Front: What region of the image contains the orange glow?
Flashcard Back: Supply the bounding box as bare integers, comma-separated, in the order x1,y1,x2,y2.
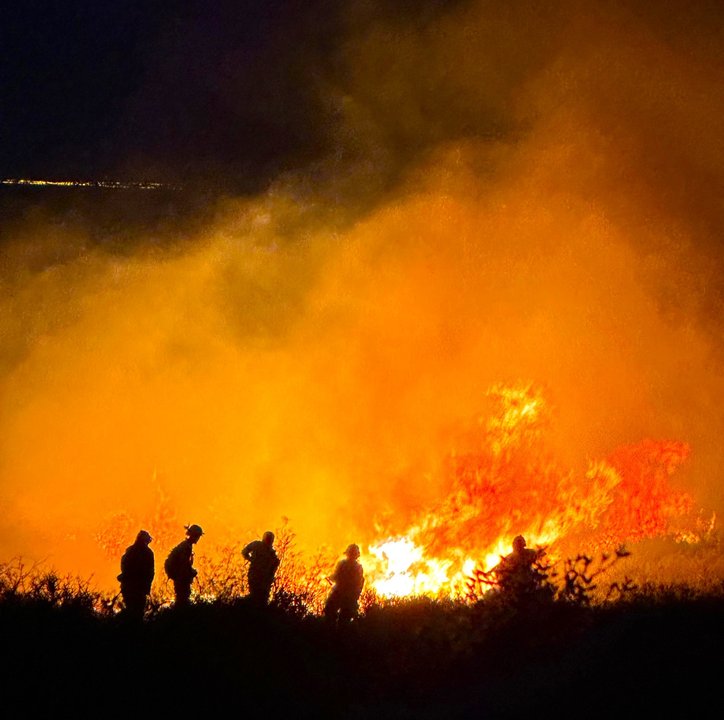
0,186,715,595
362,385,698,598
2,1,723,596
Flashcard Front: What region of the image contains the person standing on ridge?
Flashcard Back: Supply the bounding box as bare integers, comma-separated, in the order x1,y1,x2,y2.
242,531,280,607
118,529,154,621
164,524,204,607
324,544,365,625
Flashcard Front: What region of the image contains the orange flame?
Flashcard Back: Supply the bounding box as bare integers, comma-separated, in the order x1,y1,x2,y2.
363,383,696,598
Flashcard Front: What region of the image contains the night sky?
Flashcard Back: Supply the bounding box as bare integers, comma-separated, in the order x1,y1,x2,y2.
4,1,723,203
1,1,462,191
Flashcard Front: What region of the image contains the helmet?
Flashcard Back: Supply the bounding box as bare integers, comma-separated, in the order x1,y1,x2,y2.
262,531,275,545
136,530,152,543
513,535,526,551
345,544,361,559
185,524,204,538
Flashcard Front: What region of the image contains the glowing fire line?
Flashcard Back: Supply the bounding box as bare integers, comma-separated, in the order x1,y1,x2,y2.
366,529,559,599
357,384,699,600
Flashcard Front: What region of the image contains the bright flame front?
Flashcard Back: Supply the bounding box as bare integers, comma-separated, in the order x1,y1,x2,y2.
360,384,700,599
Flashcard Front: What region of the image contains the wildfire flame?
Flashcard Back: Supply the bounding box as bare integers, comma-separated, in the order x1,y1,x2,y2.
86,382,701,600
363,383,697,599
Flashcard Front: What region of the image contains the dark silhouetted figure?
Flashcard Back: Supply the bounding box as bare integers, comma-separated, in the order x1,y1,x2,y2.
324,544,364,625
242,531,280,607
118,529,154,621
164,524,203,607
494,535,542,602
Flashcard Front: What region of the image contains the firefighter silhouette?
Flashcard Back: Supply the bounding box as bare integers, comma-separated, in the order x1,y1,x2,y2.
324,544,365,625
164,524,203,606
242,531,280,606
493,535,542,601
118,529,154,620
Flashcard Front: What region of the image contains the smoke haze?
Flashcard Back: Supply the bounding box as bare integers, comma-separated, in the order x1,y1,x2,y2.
1,0,722,586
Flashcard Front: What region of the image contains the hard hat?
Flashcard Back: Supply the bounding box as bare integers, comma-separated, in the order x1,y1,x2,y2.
185,524,204,537
345,543,361,559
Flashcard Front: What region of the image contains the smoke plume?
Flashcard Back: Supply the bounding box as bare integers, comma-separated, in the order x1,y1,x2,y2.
1,0,722,587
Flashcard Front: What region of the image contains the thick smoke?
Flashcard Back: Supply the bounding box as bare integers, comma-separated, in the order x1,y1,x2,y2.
1,0,722,586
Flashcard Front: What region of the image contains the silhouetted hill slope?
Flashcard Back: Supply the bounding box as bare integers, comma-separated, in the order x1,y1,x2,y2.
2,589,721,718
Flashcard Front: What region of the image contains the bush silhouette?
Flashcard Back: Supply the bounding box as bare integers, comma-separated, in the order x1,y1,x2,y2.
1,549,722,718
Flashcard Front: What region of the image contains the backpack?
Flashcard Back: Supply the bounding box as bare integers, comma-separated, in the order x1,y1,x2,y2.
164,544,186,581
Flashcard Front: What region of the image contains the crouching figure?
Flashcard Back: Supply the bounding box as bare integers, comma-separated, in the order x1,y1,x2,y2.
493,535,546,605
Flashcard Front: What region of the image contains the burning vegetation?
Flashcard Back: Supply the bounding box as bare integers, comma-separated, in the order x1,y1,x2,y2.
79,381,711,608
1,0,723,607
366,384,698,599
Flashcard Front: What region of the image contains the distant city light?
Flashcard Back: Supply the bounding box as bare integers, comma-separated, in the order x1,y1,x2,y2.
1,178,181,190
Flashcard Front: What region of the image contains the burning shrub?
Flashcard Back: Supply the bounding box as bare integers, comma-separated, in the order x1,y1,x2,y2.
194,543,248,602
269,521,336,616
464,546,635,609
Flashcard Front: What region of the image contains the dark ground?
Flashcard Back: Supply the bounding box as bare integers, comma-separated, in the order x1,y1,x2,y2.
1,589,721,719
